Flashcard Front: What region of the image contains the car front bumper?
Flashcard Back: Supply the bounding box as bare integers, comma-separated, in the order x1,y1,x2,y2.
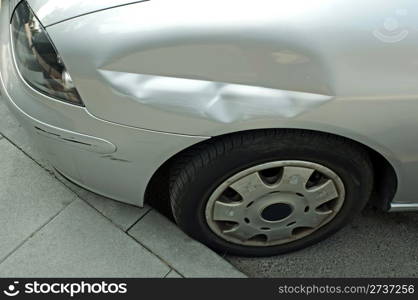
0,1,207,206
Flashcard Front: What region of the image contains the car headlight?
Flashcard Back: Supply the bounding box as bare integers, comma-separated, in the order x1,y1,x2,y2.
11,1,84,106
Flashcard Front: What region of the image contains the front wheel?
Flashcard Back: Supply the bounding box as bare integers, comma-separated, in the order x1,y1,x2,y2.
169,130,373,256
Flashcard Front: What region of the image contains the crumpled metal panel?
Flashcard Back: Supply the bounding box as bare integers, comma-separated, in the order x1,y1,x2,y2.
46,0,336,135
99,70,333,124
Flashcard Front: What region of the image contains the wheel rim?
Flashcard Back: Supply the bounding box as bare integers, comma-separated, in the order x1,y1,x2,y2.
205,161,346,247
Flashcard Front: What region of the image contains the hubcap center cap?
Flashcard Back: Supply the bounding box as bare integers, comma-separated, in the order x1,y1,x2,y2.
261,203,293,222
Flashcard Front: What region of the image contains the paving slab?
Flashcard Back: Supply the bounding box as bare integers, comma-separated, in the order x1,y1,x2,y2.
0,140,76,261
0,200,170,278
165,270,183,278
128,210,247,278
55,172,152,231
81,192,152,232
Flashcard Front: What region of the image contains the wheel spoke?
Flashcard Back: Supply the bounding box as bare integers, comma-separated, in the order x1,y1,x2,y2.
265,227,293,242
212,201,244,222
276,166,315,192
297,210,332,228
223,223,260,241
305,179,339,206
230,172,272,201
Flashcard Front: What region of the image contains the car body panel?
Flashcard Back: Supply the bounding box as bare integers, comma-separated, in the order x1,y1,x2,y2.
1,0,418,210
44,0,418,136
26,0,148,27
0,0,207,205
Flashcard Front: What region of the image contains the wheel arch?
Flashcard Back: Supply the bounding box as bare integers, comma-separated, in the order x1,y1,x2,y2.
144,128,398,213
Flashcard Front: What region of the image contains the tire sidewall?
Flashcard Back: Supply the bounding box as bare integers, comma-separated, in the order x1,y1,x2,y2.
173,135,373,256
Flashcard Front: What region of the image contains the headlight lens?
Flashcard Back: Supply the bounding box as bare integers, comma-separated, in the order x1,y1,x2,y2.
11,1,83,105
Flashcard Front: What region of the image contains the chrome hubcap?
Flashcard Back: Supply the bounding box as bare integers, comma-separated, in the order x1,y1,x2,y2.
205,161,345,246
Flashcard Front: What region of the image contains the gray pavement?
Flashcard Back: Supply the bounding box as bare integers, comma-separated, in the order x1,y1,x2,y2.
0,199,170,278
0,98,245,278
0,140,76,263
129,209,241,277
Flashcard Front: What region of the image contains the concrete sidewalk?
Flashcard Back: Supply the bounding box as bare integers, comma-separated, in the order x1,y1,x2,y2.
0,98,245,278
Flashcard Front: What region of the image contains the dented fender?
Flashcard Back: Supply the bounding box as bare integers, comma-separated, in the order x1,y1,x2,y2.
44,0,418,185
45,0,340,135
98,70,333,124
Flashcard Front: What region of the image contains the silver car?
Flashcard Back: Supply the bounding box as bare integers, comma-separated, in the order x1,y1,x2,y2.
1,0,417,256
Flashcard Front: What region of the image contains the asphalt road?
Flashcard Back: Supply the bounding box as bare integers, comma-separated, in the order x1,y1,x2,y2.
226,206,418,277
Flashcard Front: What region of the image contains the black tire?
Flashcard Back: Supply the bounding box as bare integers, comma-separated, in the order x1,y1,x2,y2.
169,129,373,257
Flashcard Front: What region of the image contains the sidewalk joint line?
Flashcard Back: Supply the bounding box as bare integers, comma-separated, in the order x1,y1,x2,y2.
163,269,172,278
124,207,153,233
55,174,153,233
0,195,78,265
125,230,186,278
79,197,186,277
0,131,54,175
